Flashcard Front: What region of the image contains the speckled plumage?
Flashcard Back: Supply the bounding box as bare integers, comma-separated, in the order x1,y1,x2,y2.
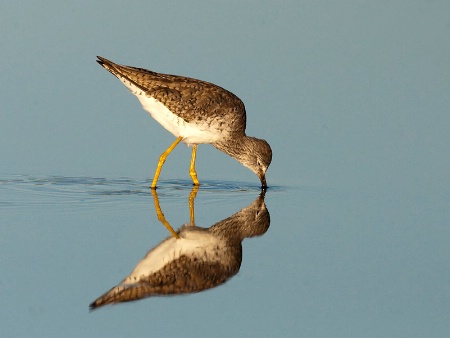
99,62,247,135
96,56,272,187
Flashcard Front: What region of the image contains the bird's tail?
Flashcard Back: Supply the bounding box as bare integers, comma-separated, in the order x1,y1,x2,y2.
89,282,154,311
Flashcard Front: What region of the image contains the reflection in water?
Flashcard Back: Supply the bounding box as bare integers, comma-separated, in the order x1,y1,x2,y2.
89,187,270,310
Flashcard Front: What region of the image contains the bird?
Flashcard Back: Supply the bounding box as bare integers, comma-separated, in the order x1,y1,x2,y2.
96,56,272,188
89,191,270,310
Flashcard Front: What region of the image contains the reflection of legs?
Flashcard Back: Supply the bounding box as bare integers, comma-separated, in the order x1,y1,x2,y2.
189,145,200,186
151,189,180,239
188,185,199,226
151,136,183,189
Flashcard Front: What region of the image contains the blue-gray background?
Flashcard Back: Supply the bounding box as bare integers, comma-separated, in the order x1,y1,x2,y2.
1,1,450,337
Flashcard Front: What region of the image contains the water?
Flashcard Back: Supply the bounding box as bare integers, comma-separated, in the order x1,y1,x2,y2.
2,0,450,336
1,175,449,337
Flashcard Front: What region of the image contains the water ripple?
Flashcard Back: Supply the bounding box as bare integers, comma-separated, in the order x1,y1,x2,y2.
0,175,277,210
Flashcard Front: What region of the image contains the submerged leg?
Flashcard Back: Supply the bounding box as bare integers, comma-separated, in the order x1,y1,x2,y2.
189,145,200,186
188,185,199,226
151,136,183,189
151,189,180,239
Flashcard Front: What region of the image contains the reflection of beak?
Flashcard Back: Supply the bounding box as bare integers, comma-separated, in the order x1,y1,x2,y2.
260,174,267,189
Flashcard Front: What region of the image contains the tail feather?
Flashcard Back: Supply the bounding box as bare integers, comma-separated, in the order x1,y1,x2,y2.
95,55,160,94
96,55,119,74
89,282,155,311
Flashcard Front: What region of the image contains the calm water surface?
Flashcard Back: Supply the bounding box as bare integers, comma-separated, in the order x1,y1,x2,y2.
1,175,449,337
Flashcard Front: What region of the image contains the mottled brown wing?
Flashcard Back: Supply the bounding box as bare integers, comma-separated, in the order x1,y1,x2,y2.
97,57,247,133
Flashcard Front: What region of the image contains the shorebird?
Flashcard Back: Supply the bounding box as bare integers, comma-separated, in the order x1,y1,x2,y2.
96,56,272,188
89,191,269,310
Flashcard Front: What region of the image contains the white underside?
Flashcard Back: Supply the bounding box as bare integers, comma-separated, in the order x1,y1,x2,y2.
123,227,225,284
118,76,221,145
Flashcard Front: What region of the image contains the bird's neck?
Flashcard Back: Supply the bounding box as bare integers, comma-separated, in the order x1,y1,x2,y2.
213,135,255,163
210,195,268,241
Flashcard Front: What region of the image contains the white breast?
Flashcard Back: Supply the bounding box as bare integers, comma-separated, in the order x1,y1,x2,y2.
139,95,223,145
118,76,222,145
123,229,225,283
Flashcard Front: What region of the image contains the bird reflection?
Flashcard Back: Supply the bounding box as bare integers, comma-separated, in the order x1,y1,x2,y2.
89,187,270,310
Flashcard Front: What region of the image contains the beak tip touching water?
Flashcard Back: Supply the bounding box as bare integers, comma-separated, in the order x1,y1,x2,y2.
260,175,268,189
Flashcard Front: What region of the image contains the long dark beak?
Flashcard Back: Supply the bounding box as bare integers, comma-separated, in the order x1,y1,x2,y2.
260,174,268,189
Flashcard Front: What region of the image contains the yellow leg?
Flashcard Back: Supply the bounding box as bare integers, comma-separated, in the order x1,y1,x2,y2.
151,189,180,239
188,185,199,226
189,145,200,186
151,136,183,189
